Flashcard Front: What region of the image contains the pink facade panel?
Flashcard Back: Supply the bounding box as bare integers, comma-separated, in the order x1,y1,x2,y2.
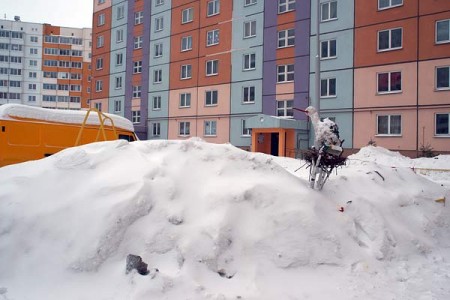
197,117,230,144
354,63,417,108
94,0,111,13
169,88,199,118
168,119,198,140
196,84,231,116
354,109,418,151
418,59,450,106
418,108,450,152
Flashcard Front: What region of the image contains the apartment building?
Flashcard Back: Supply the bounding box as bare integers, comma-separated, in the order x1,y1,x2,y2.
92,0,449,156
0,18,92,109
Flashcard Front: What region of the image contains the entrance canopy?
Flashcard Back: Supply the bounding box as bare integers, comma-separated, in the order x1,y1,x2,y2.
246,114,308,157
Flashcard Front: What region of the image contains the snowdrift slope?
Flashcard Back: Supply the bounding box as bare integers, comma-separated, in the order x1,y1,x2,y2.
0,140,449,300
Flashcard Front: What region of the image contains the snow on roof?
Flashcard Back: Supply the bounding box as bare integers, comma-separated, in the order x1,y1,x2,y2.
0,104,134,132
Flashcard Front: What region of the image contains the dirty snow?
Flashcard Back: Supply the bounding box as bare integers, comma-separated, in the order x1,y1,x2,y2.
0,140,449,300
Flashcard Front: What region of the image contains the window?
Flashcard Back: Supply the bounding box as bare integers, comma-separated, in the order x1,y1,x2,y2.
377,115,401,135
436,66,450,90
117,5,125,19
29,71,37,78
179,121,190,136
98,0,105,4
152,95,161,110
320,78,336,98
378,28,402,51
154,69,162,83
114,100,121,112
116,29,124,43
154,43,163,57
321,1,337,22
243,86,255,103
28,83,37,90
133,85,141,98
277,64,294,82
135,11,144,25
133,61,142,74
96,58,103,70
436,19,450,44
241,119,251,136
155,17,164,32
321,39,337,59
245,0,257,6
96,80,103,92
152,123,161,137
97,35,104,48
29,48,38,55
378,0,403,10
243,53,256,70
277,100,294,117
205,90,218,106
98,13,105,26
116,53,123,66
377,71,402,94
134,36,143,49
181,36,192,51
278,29,295,48
181,64,192,79
115,76,122,89
278,0,295,14
29,60,37,67
95,102,102,111
207,29,219,46
155,0,164,6
30,36,38,43
204,120,217,136
182,8,193,24
207,0,220,16
180,93,191,107
436,113,450,135
244,21,256,38
206,60,218,76
132,111,141,124
28,95,36,102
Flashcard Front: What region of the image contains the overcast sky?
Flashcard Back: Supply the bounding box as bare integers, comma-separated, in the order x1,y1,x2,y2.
1,0,93,28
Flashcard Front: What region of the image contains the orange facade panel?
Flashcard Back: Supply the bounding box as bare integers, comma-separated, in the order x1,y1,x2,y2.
198,53,231,86
198,22,232,57
419,0,450,16
419,11,450,61
171,1,201,36
170,59,200,90
171,30,200,62
354,18,418,68
355,0,418,27
199,0,232,28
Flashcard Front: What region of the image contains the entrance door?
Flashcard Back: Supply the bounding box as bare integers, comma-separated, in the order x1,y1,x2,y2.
271,133,279,156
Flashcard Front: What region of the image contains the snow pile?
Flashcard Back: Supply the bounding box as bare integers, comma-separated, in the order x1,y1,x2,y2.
0,140,449,299
0,104,134,132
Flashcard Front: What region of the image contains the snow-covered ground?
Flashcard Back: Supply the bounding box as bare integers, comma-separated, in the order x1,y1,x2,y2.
0,140,449,300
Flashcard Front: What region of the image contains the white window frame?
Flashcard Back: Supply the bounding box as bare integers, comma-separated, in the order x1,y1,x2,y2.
277,64,294,83
181,64,192,79
115,76,122,89
96,57,103,70
152,95,161,110
155,0,164,6
243,53,256,71
320,39,337,59
244,0,257,7
181,35,193,51
243,20,256,39
378,0,403,10
135,11,144,25
114,100,122,112
116,29,124,43
132,111,141,124
436,66,450,90
207,29,219,46
204,120,217,136
278,28,295,48
98,13,105,26
117,5,125,20
152,122,161,137
179,121,191,136
182,7,193,24
155,17,164,32
154,43,163,57
435,113,450,136
207,0,220,17
276,100,294,118
436,19,450,44
241,119,251,136
134,36,143,49
132,85,141,98
320,1,337,22
376,115,402,136
97,35,104,48
116,53,123,66
278,0,295,14
154,69,162,83
377,28,403,52
320,77,337,98
205,90,218,106
206,60,219,76
377,71,402,94
242,86,255,103
180,93,191,108
133,60,142,74
95,80,103,92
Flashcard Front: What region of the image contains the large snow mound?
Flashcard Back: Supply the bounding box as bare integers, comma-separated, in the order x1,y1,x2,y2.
0,140,449,300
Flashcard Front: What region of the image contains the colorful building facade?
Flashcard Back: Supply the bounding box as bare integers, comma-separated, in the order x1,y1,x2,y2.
92,0,450,156
0,18,92,110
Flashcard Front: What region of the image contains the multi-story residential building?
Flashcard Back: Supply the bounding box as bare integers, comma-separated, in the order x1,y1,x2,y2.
92,0,450,156
0,18,92,109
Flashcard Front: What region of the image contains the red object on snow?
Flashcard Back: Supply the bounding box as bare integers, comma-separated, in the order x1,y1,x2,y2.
338,207,344,212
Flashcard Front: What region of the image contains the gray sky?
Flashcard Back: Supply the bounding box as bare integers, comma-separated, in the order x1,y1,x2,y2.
1,0,93,28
